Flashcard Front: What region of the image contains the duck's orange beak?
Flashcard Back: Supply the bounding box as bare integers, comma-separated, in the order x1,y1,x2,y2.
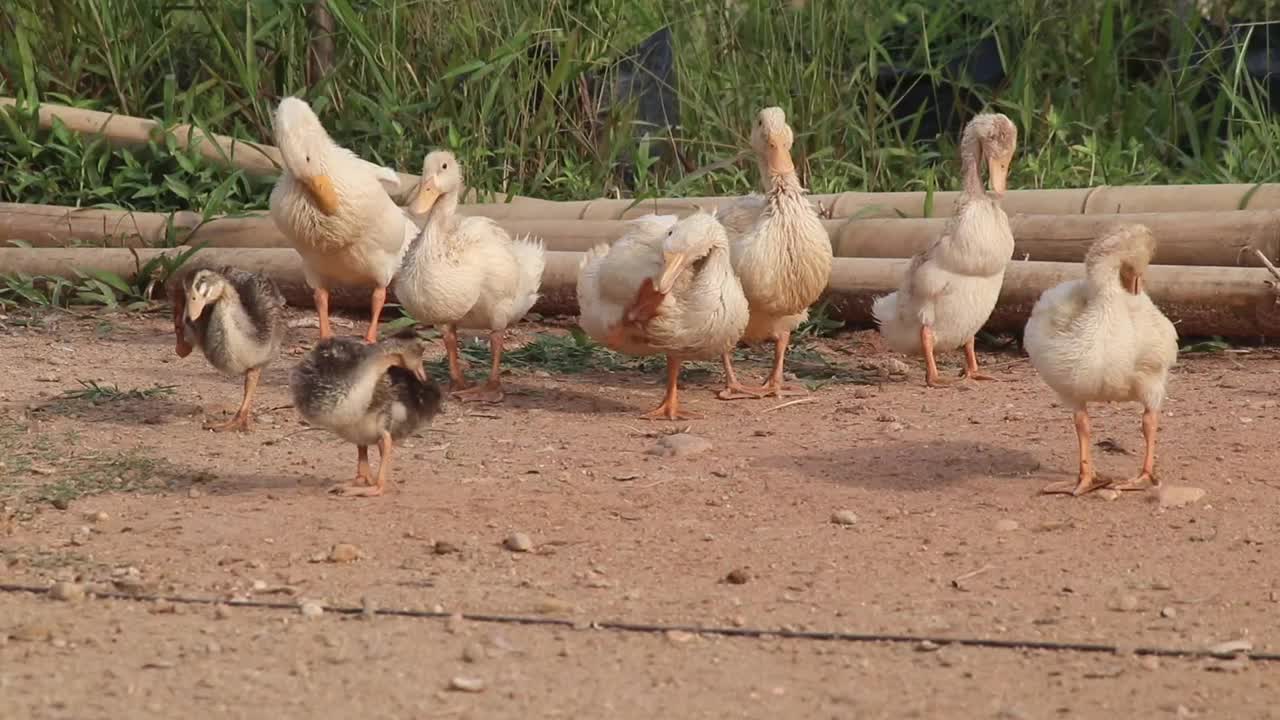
764,138,795,176
409,176,442,215
657,251,690,294
299,174,340,216
987,157,1009,197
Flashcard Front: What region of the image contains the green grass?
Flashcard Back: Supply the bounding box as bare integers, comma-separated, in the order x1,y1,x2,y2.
3,0,1280,220
59,380,178,404
437,329,873,387
0,421,179,509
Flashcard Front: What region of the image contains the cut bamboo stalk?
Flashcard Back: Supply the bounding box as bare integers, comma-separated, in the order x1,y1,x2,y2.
2,248,1277,338
0,98,490,204
460,183,1280,220
4,202,1278,267
10,97,1280,221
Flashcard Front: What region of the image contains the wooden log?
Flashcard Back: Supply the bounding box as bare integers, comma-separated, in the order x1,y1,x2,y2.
13,97,1280,221
5,202,1278,267
2,248,1277,338
461,183,1280,221
0,98,494,204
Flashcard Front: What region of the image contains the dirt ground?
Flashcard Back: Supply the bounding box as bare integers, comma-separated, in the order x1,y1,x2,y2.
2,307,1280,719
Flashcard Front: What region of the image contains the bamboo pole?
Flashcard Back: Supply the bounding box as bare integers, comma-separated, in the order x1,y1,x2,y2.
2,248,1277,338
10,98,1280,221
0,98,493,203
4,202,1278,267
492,184,1280,221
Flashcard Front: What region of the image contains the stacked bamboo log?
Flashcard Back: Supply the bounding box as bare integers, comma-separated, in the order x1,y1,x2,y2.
3,99,1280,337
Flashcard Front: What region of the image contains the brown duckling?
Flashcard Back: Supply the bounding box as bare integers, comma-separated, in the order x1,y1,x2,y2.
291,331,443,497
171,267,287,432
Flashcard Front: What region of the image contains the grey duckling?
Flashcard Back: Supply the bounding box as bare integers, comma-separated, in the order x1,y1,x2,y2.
170,266,287,432
291,331,443,497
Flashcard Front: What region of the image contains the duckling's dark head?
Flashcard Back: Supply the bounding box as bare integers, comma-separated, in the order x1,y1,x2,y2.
379,330,429,383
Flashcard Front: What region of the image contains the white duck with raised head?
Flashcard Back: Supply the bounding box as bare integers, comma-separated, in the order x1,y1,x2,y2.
872,112,1018,387
394,150,545,403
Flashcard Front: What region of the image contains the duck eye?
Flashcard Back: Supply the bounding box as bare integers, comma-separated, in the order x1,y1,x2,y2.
443,163,449,169
305,155,311,163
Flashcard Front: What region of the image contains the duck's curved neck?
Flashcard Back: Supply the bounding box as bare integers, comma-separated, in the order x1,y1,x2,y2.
758,164,803,199
960,133,985,196
408,190,460,262
426,190,459,229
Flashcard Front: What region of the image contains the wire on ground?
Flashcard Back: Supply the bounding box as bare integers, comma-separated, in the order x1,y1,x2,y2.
1,582,1273,662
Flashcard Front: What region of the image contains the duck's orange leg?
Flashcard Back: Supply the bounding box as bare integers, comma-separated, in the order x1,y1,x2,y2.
364,286,386,344
717,352,764,400
1113,408,1159,491
452,330,505,403
314,287,333,340
642,356,700,420
442,324,471,392
961,336,997,381
1043,408,1110,496
205,368,260,433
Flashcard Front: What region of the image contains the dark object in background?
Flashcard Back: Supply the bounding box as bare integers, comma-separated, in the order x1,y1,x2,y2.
520,27,679,192
875,17,1008,147
597,27,680,190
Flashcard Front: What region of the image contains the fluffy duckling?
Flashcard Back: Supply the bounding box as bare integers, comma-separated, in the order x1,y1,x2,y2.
873,113,1017,386
269,96,415,343
577,211,748,420
1024,224,1178,496
715,107,832,399
395,150,546,403
170,267,287,432
291,332,443,497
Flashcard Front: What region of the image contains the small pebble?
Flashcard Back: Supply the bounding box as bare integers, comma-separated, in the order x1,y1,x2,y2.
665,630,695,644
213,604,232,620
328,543,361,563
1096,489,1121,501
50,497,69,510
1160,606,1177,619
49,582,85,603
446,612,467,634
449,676,486,693
648,433,713,458
916,640,941,652
12,623,54,642
89,511,109,523
433,540,459,555
1110,594,1140,612
1157,486,1206,509
504,533,533,553
251,580,267,592
1208,639,1252,656
993,519,1020,533
725,568,751,585
462,642,486,663
187,487,203,499
830,510,858,526
300,601,324,619
1138,655,1160,671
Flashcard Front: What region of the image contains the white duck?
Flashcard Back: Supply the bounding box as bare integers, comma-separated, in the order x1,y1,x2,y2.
269,96,413,343
395,150,545,403
872,112,1017,386
1023,224,1178,496
715,107,833,399
577,211,748,420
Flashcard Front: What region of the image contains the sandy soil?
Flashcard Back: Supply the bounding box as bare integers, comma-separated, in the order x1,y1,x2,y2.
2,308,1279,719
